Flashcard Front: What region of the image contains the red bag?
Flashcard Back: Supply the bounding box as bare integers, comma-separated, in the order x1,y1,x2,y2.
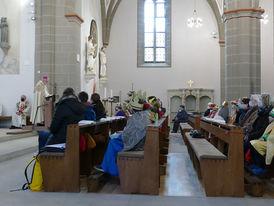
79,134,86,152
245,149,253,163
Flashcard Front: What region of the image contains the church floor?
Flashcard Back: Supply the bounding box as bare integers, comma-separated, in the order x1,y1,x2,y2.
0,129,274,205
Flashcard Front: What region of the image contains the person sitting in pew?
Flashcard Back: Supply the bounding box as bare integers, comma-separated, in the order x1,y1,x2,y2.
78,91,96,121
114,104,126,117
232,97,250,125
171,105,188,133
90,93,106,121
213,101,229,123
246,108,274,175
204,102,213,117
94,100,154,176
244,98,273,154
38,88,86,151
240,94,261,132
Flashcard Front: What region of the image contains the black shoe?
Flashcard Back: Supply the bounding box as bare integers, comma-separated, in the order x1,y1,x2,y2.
93,165,104,173
37,123,45,126
9,126,16,129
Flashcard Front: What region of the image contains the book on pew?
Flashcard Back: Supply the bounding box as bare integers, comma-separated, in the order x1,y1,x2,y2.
78,120,95,126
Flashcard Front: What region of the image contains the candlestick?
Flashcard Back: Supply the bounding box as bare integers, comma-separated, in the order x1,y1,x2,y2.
104,87,107,98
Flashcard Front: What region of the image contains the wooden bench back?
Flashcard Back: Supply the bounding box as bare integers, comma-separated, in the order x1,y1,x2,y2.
188,114,200,130
200,118,244,159
199,117,245,196
142,116,168,194
59,118,126,191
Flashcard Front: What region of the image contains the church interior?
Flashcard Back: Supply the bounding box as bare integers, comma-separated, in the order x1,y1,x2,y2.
0,0,274,205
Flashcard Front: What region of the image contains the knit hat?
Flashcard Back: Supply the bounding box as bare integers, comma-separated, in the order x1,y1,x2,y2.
269,108,274,118
143,102,151,110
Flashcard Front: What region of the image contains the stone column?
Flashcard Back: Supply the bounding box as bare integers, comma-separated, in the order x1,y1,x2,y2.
35,0,82,97
223,0,263,101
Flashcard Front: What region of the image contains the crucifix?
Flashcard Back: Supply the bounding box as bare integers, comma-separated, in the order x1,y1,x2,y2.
187,80,194,88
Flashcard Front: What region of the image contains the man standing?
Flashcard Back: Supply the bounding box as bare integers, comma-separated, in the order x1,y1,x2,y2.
30,76,50,125
10,95,30,129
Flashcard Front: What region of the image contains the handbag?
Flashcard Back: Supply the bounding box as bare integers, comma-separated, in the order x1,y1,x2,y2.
85,132,96,150
190,130,205,139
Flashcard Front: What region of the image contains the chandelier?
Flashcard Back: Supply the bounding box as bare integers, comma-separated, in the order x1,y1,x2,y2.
261,14,269,25
187,9,203,28
187,0,203,29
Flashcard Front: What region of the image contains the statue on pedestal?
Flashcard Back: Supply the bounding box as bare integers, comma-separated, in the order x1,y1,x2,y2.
0,17,10,54
86,35,97,76
99,47,107,80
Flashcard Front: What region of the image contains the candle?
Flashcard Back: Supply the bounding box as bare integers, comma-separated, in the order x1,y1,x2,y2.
119,90,122,103
104,87,107,98
110,89,113,97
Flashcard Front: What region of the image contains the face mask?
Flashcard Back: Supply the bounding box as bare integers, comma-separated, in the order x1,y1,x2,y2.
178,109,182,112
258,101,263,108
21,98,25,102
249,101,254,107
237,103,244,110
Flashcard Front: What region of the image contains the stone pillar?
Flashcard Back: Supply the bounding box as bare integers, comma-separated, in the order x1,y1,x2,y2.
223,0,263,101
35,0,82,98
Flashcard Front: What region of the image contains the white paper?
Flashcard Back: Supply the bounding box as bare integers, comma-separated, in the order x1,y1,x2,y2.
78,120,95,125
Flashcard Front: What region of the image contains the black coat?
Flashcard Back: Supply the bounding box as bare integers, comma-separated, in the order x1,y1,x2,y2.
248,106,273,141
92,102,106,121
47,96,86,145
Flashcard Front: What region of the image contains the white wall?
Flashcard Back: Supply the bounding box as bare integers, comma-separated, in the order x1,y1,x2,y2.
0,0,35,116
80,0,102,96
261,0,274,96
107,0,221,110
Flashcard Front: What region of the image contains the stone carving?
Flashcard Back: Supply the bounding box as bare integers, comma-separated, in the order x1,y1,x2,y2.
0,17,10,54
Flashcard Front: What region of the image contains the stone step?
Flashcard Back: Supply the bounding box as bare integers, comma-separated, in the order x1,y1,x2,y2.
0,136,38,163
0,130,38,143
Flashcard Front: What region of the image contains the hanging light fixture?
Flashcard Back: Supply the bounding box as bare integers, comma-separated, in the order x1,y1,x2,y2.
187,0,203,28
261,14,269,25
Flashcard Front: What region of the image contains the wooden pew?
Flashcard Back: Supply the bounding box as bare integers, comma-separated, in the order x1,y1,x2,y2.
188,114,200,130
180,123,193,141
183,117,244,197
117,116,168,195
40,117,126,192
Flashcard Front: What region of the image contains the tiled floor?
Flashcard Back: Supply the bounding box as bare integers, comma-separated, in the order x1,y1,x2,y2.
159,133,205,196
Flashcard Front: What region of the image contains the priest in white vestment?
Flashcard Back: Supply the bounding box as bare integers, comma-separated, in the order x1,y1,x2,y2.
30,76,50,124
10,95,30,128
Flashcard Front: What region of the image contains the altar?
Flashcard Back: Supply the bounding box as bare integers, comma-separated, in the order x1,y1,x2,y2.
167,88,214,125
